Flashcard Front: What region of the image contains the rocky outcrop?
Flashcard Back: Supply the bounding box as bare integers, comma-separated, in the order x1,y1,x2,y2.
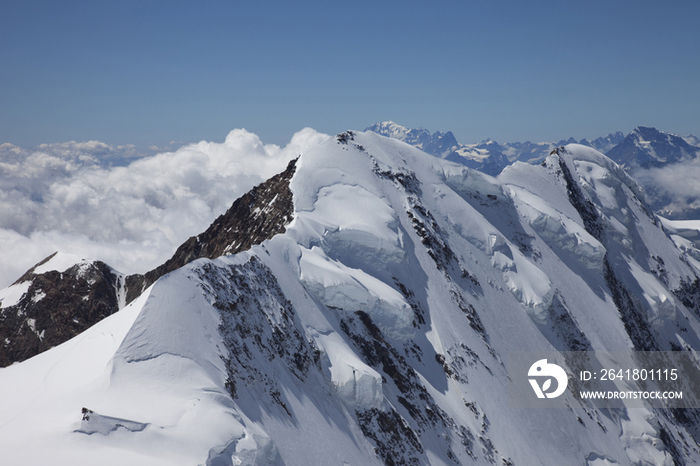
0,158,298,366
0,253,122,367
124,157,298,303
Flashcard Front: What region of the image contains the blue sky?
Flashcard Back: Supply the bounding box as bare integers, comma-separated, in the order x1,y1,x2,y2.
2,0,699,148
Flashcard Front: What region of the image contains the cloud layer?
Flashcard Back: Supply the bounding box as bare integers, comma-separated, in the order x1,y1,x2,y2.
0,128,329,288
633,157,700,219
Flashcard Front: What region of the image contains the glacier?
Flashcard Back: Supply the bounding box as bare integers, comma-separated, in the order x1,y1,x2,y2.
1,130,700,465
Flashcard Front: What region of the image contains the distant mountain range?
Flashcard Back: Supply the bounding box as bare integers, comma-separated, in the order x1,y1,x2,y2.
366,122,700,219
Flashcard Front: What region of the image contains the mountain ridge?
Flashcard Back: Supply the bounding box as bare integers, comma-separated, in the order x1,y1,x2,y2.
367,121,700,220
0,158,298,367
123,157,298,304
365,121,629,175
2,131,700,464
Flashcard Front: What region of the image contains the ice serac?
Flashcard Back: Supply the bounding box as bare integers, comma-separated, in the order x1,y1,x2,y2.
3,131,700,465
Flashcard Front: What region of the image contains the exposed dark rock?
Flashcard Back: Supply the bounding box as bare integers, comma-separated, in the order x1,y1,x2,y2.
603,257,659,351
450,288,487,341
438,343,489,384
665,407,700,452
0,253,122,367
195,257,318,415
539,291,591,352
336,130,355,144
1,158,298,367
406,197,456,274
557,153,604,241
124,157,298,304
356,407,423,466
674,277,700,317
658,426,685,466
394,279,426,327
650,255,669,287
372,158,422,196
340,310,490,464
480,435,498,464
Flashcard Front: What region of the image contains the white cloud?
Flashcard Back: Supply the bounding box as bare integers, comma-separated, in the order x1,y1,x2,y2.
633,157,700,216
0,128,330,288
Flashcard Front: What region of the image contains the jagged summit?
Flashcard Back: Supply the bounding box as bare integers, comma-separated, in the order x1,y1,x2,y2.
366,121,630,177
579,130,625,154
123,157,298,304
365,121,459,158
0,158,298,367
606,125,700,169
2,131,700,465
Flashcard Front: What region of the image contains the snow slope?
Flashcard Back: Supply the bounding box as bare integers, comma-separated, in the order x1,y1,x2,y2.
1,131,700,465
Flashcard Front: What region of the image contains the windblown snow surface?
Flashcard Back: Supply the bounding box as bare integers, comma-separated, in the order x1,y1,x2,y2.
2,132,700,465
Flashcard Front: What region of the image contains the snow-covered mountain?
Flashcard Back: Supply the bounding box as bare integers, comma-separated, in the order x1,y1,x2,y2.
2,130,700,465
606,126,700,169
365,121,460,159
605,126,700,220
366,121,625,176
580,131,627,154
368,122,700,220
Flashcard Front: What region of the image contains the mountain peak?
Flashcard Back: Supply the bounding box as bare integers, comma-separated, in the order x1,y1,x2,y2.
630,125,667,141
125,156,298,303
607,125,699,169
365,121,458,158
3,130,700,464
0,158,300,366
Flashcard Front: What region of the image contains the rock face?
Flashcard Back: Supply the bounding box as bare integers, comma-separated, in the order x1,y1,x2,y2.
123,157,297,304
0,157,298,367
0,253,123,367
